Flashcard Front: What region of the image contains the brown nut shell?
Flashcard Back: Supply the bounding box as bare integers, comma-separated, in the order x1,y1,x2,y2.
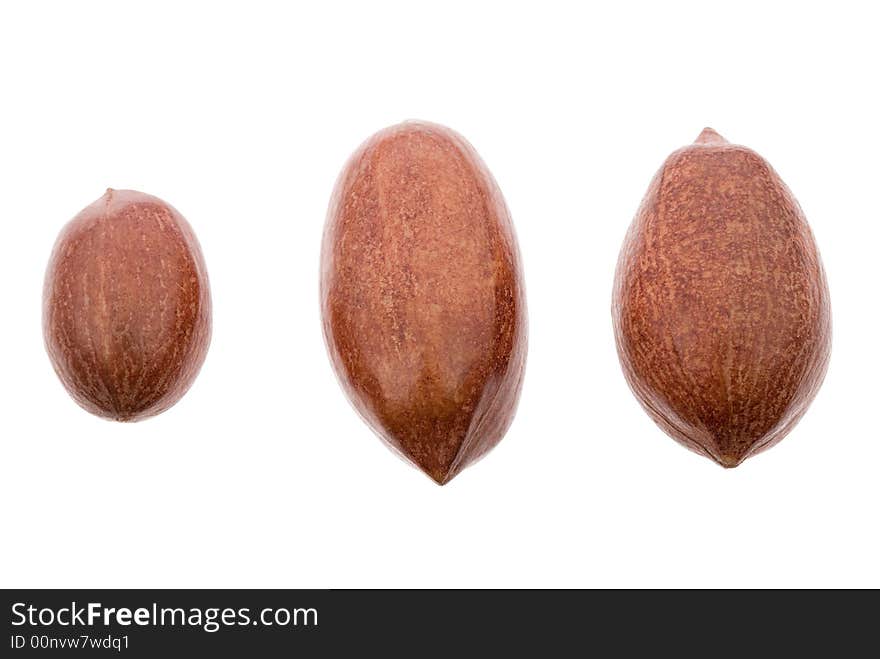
321,121,527,484
612,128,831,467
43,189,212,421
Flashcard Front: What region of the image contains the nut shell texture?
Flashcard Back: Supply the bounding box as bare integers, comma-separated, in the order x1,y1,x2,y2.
43,189,211,421
321,121,527,484
612,129,831,467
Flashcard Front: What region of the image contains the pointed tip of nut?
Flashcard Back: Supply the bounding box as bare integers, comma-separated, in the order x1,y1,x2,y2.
694,127,728,145
426,467,454,486
714,452,745,468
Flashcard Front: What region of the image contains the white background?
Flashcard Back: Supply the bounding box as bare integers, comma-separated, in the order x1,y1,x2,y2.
1,1,877,588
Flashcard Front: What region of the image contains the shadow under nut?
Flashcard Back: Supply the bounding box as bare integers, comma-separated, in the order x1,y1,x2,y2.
321,121,528,484
43,189,212,421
